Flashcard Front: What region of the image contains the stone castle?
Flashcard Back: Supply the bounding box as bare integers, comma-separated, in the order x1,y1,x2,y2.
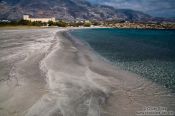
23,15,56,22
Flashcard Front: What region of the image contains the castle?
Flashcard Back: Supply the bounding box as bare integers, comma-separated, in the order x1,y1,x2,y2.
23,15,56,22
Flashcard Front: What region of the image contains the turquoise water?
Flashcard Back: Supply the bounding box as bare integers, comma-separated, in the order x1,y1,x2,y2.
70,28,175,92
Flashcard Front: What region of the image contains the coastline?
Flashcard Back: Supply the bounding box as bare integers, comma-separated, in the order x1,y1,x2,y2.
1,22,175,31
27,29,175,116
0,28,175,116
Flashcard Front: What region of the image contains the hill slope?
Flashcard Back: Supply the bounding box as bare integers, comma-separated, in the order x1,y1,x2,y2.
0,0,151,21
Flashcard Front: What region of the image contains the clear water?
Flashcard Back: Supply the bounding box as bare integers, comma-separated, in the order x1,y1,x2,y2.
70,28,175,92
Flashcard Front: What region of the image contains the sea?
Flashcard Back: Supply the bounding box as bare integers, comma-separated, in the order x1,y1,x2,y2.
70,28,175,92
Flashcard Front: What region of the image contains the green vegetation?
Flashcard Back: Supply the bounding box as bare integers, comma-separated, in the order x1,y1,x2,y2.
83,22,91,27
0,20,47,26
56,20,68,27
0,19,97,27
1,19,174,29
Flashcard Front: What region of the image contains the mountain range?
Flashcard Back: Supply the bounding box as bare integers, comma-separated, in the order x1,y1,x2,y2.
0,0,170,22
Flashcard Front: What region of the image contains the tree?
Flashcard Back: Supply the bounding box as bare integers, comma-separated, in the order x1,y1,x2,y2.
56,20,68,27
48,21,55,26
83,22,91,27
32,21,44,26
18,19,32,25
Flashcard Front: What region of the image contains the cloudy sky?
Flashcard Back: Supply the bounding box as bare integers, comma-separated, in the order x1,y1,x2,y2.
87,0,175,18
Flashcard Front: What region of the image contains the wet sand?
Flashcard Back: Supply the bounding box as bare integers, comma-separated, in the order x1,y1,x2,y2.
0,28,175,116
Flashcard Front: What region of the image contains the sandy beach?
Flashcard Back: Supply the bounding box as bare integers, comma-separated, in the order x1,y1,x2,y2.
0,28,175,116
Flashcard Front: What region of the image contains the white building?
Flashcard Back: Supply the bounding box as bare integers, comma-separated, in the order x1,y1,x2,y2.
23,15,56,22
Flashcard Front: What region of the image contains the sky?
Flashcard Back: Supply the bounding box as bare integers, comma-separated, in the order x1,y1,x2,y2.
87,0,175,18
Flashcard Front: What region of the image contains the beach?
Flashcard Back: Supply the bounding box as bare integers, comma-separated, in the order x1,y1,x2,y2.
0,28,175,116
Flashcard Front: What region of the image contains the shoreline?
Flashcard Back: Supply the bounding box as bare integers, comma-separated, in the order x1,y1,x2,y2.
68,28,175,93
28,29,174,116
0,28,175,116
1,25,175,31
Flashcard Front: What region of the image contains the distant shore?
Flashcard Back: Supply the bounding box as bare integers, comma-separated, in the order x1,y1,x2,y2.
1,21,175,30
0,26,109,31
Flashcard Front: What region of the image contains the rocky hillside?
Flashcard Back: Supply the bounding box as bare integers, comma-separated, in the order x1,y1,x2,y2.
0,0,152,21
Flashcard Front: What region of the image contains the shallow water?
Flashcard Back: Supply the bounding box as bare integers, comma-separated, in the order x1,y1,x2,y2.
70,28,175,92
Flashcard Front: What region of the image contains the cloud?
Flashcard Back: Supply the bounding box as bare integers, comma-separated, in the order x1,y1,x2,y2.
87,0,175,18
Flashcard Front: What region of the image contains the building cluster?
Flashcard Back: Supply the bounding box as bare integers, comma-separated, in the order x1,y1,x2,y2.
23,15,56,22
0,15,174,29
22,15,93,24
0,20,11,23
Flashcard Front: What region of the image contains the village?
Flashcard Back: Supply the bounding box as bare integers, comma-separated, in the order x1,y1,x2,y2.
0,15,175,29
